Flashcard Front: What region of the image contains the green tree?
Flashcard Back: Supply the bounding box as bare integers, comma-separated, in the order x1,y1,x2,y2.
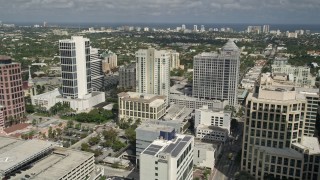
112,140,126,151
125,128,136,144
81,143,90,151
88,136,100,146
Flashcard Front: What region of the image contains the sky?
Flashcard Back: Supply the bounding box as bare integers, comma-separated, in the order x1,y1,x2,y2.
0,0,320,24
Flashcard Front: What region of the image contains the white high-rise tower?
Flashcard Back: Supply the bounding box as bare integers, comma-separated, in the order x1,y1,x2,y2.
59,36,92,99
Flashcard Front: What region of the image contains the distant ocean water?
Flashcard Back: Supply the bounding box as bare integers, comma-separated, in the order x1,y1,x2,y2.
15,22,320,33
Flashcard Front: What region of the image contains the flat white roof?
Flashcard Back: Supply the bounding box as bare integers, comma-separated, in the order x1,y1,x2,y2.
0,137,54,175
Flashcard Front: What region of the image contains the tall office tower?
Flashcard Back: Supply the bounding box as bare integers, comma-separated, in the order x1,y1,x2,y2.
169,51,180,70
192,40,240,106
241,85,320,179
135,48,170,98
181,24,186,30
90,48,104,91
140,134,194,180
0,56,25,127
118,63,136,90
59,36,92,99
263,25,270,33
200,25,205,32
193,25,198,32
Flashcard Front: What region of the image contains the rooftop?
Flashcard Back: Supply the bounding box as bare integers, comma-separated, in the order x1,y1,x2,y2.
222,40,240,52
0,137,54,175
137,122,175,133
194,140,219,151
197,124,229,132
296,136,320,155
118,92,166,106
0,55,11,61
257,146,303,159
141,134,193,158
13,148,94,180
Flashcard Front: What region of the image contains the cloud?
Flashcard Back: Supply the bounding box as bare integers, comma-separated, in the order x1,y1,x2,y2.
0,0,319,24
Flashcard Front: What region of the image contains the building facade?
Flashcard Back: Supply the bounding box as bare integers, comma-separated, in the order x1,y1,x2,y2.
195,125,229,142
59,36,92,99
90,48,104,91
118,63,136,90
194,141,221,170
136,48,170,99
118,92,167,121
241,86,320,179
169,51,180,70
169,94,227,110
271,65,315,87
192,40,240,106
0,56,25,127
101,51,117,73
140,134,194,180
195,105,231,132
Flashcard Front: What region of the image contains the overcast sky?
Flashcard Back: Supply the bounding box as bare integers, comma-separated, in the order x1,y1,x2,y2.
1,0,319,24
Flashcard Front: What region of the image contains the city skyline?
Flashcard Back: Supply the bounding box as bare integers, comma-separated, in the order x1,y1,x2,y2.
0,0,320,24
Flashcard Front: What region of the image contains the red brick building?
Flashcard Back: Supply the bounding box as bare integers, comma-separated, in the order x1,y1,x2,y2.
0,56,25,127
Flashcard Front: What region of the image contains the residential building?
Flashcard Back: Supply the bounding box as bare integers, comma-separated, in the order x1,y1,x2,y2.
194,141,222,170
140,134,194,180
273,57,288,66
118,92,166,121
136,123,176,167
195,105,231,132
195,124,229,142
0,56,25,127
169,94,228,110
271,64,315,87
192,40,240,105
101,51,117,73
118,63,136,90
169,51,180,70
247,26,262,34
59,36,92,99
135,48,170,99
90,48,104,91
241,85,320,179
263,25,270,34
0,136,103,180
193,25,198,32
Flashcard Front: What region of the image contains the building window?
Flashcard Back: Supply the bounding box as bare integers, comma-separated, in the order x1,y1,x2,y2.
155,173,158,176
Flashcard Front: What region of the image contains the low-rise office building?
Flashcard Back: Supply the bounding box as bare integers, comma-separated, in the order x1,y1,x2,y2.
169,94,227,110
136,123,176,167
195,105,231,132
140,134,194,180
118,92,167,121
195,124,229,142
194,141,222,170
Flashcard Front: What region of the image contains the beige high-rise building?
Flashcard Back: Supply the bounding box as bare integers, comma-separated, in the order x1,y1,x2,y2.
135,48,170,99
241,85,320,179
101,51,117,73
169,51,180,70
